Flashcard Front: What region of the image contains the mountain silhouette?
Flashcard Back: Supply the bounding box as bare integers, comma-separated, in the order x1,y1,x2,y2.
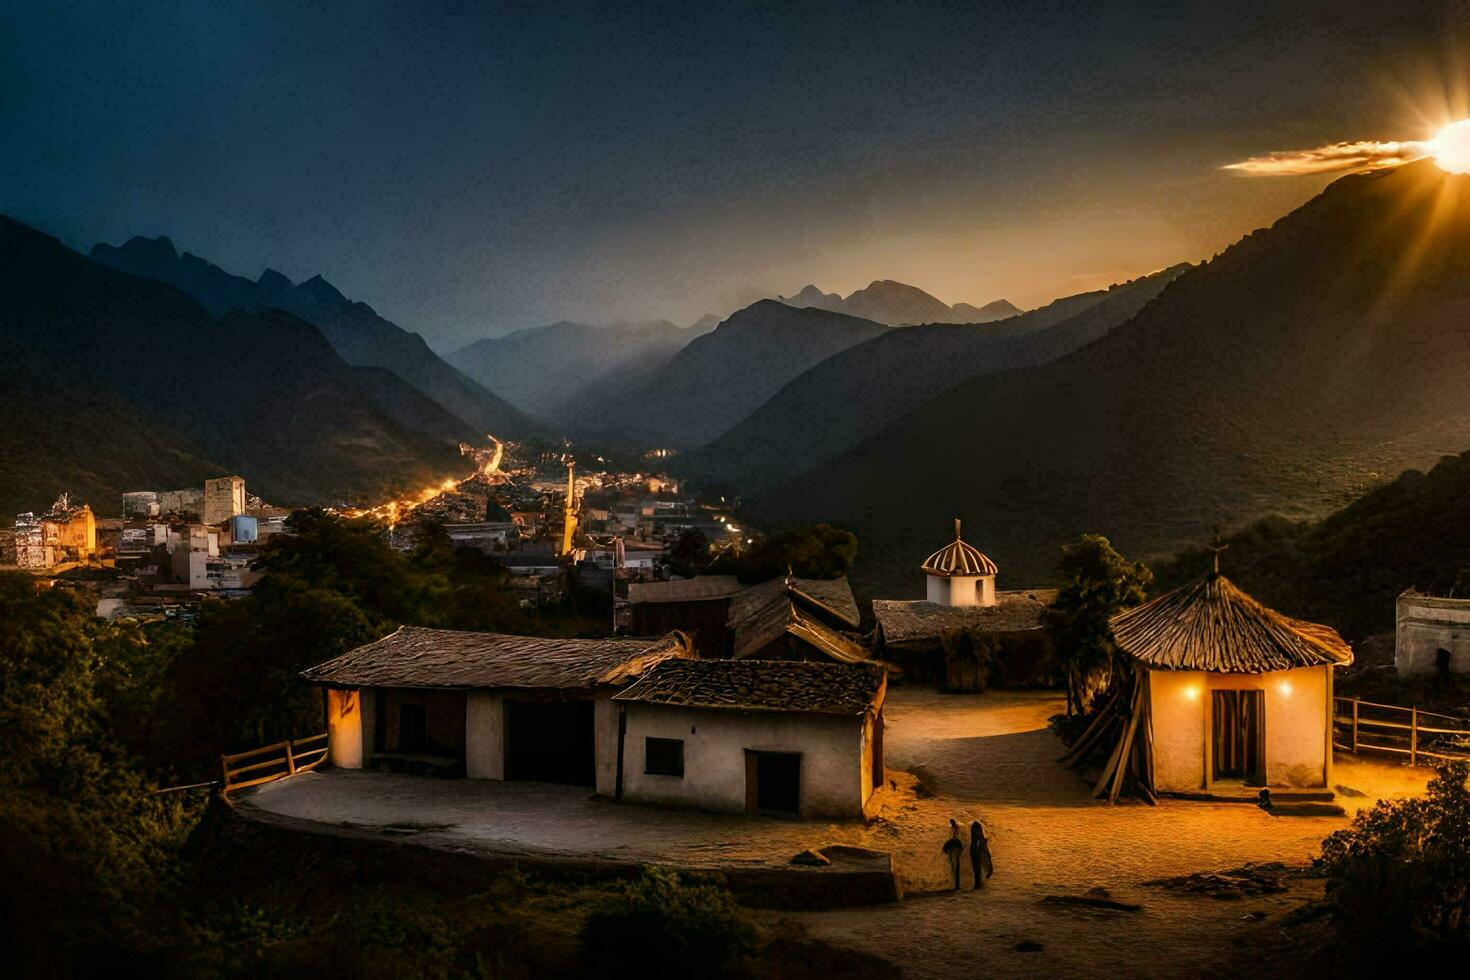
90,237,532,438
754,161,1470,595
576,300,892,448
448,317,717,421
681,265,1189,494
3,216,466,510
779,279,1017,324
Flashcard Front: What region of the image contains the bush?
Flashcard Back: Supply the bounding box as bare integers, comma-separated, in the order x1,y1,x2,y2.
579,867,758,978
1317,761,1470,959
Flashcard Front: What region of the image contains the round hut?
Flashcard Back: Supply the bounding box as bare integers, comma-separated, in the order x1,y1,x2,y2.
1069,572,1353,800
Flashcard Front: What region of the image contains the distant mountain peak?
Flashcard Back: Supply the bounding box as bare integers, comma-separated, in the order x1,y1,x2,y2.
777,279,1017,325
257,267,293,290
296,273,348,306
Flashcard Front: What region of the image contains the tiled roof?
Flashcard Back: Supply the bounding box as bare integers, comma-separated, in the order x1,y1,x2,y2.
873,590,1057,648
732,592,874,663
301,626,692,689
920,519,998,577
1111,575,1353,673
614,659,886,715
627,575,742,604
726,575,860,630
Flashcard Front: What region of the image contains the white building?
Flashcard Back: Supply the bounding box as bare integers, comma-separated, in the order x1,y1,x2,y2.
614,659,886,819
1102,573,1353,795
1395,589,1470,677
203,475,246,526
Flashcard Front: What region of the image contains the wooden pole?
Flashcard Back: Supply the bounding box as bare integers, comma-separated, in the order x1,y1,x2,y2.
1351,698,1359,753
285,738,297,775
1410,706,1418,767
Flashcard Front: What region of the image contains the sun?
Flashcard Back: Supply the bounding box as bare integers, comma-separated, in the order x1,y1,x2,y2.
1430,119,1470,173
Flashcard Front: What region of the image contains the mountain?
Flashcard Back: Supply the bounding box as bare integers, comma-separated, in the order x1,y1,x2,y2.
89,237,532,438
681,265,1190,494
2,216,467,510
576,300,893,449
779,280,1018,325
1154,451,1470,643
753,161,1470,596
448,317,717,421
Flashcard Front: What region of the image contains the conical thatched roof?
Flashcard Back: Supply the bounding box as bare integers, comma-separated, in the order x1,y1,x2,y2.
921,518,997,577
1110,574,1353,673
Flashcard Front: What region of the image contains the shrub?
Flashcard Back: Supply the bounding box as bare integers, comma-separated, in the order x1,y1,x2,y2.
1317,761,1470,958
578,867,758,978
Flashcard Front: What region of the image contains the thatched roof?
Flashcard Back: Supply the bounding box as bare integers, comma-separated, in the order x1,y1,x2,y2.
627,575,742,604
873,590,1057,649
726,575,860,630
1111,574,1353,673
615,659,886,715
301,626,692,690
920,519,997,577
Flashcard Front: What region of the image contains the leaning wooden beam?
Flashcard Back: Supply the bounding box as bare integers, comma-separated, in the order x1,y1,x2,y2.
1106,684,1144,803
1058,688,1122,766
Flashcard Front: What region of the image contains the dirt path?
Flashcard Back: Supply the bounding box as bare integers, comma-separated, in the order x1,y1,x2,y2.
791,688,1425,978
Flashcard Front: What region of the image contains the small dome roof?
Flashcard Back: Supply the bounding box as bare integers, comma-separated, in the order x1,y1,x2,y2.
921,519,998,577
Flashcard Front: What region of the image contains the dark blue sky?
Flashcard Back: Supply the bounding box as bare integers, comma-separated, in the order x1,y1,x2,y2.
4,1,1467,344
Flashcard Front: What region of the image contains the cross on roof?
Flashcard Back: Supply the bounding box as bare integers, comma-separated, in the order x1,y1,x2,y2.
1208,527,1229,574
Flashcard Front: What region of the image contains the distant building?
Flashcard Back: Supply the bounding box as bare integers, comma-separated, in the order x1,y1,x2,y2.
627,575,744,656
1395,589,1470,677
122,490,161,517
726,575,872,665
227,514,258,545
444,521,519,552
158,486,204,517
10,494,98,568
203,475,246,526
614,659,886,818
872,521,1055,689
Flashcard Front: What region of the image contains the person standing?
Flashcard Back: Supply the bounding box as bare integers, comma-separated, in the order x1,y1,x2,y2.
969,820,993,889
942,818,965,889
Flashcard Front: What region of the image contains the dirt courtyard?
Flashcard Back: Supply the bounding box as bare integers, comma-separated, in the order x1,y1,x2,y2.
240,687,1430,978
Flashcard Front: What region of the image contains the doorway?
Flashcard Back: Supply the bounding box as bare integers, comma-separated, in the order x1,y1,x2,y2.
1212,689,1265,785
745,750,801,815
505,699,595,785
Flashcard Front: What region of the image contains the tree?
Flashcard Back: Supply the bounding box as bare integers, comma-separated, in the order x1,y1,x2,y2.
1317,762,1470,960
1044,534,1152,717
668,529,711,579
737,524,858,583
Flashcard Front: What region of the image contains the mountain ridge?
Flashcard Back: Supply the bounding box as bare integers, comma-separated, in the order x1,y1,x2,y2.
779,279,1020,325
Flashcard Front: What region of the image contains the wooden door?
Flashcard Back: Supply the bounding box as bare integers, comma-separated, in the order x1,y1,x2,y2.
1212,690,1265,785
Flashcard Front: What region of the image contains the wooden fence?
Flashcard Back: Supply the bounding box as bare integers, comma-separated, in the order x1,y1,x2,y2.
1332,697,1470,767
221,732,328,796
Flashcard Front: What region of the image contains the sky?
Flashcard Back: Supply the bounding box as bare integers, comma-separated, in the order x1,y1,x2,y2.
4,1,1470,346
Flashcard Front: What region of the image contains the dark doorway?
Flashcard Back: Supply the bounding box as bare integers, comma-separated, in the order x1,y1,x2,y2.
745,750,801,815
399,704,428,751
1212,690,1265,785
505,700,595,785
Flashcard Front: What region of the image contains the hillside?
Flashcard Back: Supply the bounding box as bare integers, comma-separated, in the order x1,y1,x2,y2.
448,317,715,421
90,237,531,437
779,280,1018,325
2,216,465,509
682,265,1189,494
575,300,893,449
754,161,1470,596
1154,451,1470,642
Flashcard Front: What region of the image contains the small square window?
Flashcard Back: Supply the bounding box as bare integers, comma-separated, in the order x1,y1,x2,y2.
644,737,684,777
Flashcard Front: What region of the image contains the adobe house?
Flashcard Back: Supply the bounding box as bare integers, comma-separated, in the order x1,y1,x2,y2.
613,659,886,819
871,520,1055,688
302,627,692,795
726,574,872,665
1395,588,1470,677
1078,572,1353,800
626,575,744,657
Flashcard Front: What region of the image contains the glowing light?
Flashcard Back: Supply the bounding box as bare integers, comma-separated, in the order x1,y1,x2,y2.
1223,139,1430,177
1430,119,1470,173
1278,680,1293,696
1183,684,1200,701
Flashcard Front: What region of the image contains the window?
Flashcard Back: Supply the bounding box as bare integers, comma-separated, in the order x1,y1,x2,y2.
644,737,684,777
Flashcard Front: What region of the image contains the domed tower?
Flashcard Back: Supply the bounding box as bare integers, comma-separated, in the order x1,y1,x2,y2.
921,519,998,608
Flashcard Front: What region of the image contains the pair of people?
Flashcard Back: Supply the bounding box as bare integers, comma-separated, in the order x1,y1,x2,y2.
943,817,993,890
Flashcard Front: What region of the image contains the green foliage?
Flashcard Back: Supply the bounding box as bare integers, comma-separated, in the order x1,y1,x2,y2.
737,523,858,583
1045,534,1152,715
1317,762,1470,958
579,867,760,978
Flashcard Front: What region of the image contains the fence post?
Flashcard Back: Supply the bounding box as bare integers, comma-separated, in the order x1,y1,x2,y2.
285,739,297,775
220,754,230,792
1351,698,1359,753
1410,707,1418,767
